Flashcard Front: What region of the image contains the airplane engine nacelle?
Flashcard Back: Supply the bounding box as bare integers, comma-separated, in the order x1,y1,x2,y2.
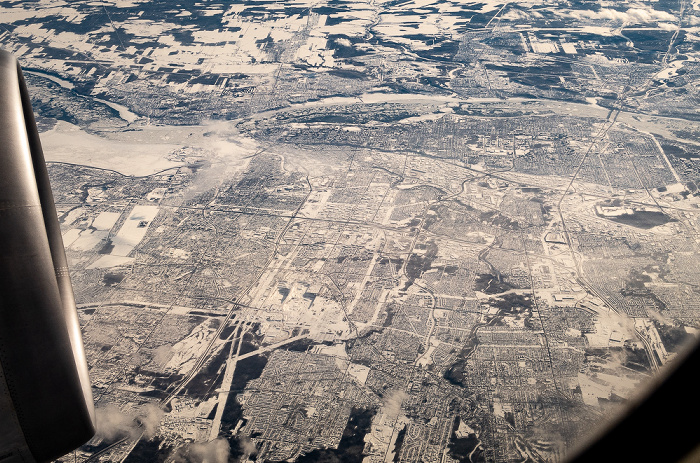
0,49,95,462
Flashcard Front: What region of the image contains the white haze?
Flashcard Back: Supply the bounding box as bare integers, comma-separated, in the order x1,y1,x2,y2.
173,438,231,463
95,403,164,441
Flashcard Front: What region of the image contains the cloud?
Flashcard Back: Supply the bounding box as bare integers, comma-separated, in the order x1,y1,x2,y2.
382,389,409,421
172,439,231,463
566,7,677,24
189,439,231,463
334,37,353,47
137,403,165,439
178,122,258,203
95,405,139,441
237,436,258,457
95,403,165,442
658,22,678,31
501,8,543,21
647,308,671,325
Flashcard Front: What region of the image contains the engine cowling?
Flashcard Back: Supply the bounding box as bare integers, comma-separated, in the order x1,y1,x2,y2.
0,49,95,463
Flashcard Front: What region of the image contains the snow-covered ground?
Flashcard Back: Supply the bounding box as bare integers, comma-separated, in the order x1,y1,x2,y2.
111,205,159,257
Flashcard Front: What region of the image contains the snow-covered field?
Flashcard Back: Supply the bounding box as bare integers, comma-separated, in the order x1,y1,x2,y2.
111,205,159,257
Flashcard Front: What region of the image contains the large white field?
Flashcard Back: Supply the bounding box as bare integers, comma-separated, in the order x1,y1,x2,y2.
110,205,159,257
